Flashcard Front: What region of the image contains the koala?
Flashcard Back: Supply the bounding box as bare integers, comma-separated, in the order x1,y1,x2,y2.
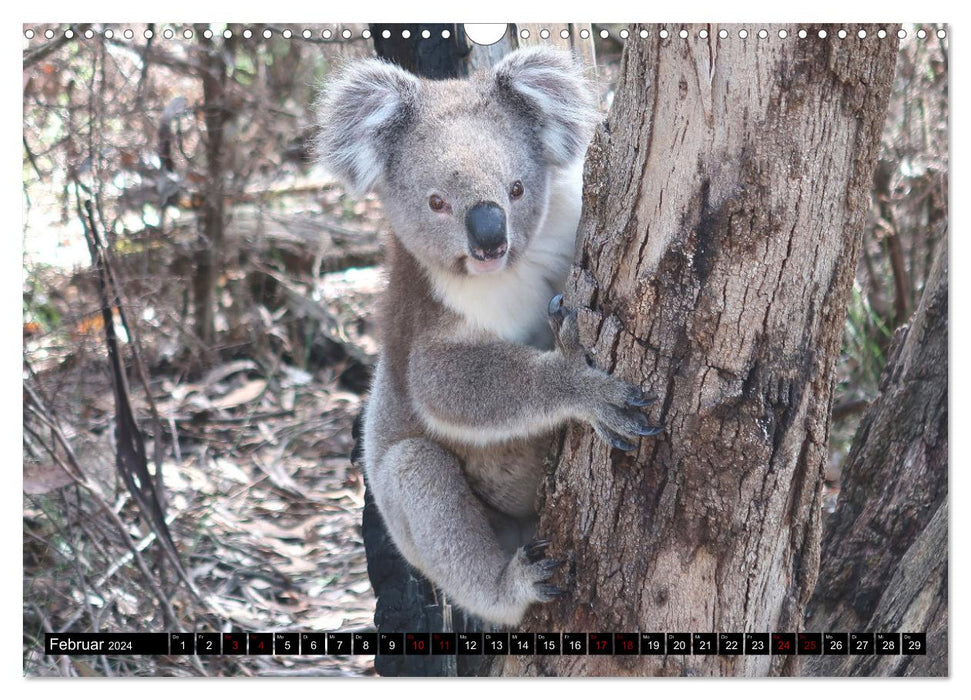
315,47,661,626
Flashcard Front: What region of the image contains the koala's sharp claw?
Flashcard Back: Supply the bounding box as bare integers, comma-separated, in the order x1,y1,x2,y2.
524,538,551,561
535,583,567,601
536,558,564,577
627,389,658,407
547,293,565,318
629,413,664,437
637,422,664,437
604,432,637,452
595,423,634,452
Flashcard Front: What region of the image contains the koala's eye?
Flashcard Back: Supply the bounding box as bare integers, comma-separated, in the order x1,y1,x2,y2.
509,180,525,200
428,194,447,212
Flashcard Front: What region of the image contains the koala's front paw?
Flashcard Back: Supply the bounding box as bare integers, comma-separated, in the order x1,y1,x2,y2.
547,294,664,451
590,381,663,451
505,538,566,606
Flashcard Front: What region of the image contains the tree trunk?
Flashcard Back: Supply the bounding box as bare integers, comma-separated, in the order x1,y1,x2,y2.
192,27,230,355
502,24,898,677
369,24,468,79
804,234,947,677
464,23,597,74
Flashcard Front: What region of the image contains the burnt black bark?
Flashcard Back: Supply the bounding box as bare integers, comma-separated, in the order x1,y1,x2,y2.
358,30,488,678
369,24,469,79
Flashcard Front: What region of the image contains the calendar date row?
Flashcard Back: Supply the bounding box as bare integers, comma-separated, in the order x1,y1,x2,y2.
46,632,926,656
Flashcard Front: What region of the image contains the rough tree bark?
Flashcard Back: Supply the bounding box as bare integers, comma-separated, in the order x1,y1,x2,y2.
804,234,947,677
501,24,898,677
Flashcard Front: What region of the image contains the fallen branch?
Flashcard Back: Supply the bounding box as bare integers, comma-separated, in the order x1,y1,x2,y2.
74,189,202,618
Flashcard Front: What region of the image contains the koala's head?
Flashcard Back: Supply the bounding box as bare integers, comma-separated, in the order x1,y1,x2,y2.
315,47,597,277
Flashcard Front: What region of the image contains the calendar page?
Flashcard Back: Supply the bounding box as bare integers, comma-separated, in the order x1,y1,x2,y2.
21,20,948,679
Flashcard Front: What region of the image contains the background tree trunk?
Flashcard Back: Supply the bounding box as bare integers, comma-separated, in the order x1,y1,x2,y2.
192,27,231,357
502,24,898,677
804,234,947,677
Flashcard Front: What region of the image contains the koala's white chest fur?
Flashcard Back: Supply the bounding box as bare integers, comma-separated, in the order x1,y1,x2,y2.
426,162,584,346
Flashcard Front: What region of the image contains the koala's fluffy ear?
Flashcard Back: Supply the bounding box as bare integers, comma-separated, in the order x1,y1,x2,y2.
314,59,421,196
493,47,599,167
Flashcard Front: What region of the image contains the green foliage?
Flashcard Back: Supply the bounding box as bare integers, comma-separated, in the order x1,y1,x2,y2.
23,265,62,332
842,281,893,398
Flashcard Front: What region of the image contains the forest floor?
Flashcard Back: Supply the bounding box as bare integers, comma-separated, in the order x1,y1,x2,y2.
23,186,386,677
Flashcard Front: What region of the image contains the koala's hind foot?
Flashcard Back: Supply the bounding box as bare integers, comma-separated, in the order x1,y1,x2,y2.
547,294,664,451
515,538,567,601
370,438,565,626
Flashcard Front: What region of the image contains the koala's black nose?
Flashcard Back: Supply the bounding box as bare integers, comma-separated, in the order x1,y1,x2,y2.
465,201,507,260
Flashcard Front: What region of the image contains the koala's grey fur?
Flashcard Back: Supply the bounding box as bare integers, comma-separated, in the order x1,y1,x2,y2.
315,47,659,626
